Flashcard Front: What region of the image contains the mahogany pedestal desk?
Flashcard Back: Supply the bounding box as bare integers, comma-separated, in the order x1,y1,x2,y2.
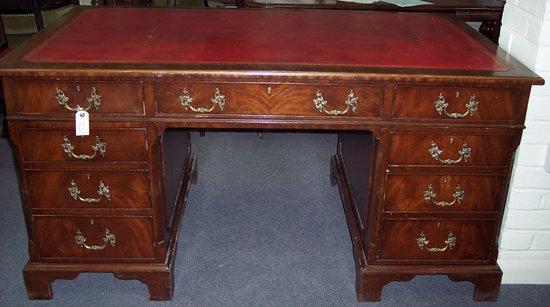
0,7,543,302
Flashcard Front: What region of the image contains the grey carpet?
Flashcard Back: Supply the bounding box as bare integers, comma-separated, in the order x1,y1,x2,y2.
1,131,549,306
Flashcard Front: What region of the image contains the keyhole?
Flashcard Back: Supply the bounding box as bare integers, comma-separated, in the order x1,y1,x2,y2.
437,222,441,228
86,173,90,180
76,85,80,92
443,177,448,184
449,138,454,144
267,86,272,95
456,91,460,98
90,219,94,225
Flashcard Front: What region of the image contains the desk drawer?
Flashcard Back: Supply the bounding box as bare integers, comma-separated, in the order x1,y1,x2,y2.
11,80,145,115
19,128,148,162
378,219,495,262
388,132,516,167
155,82,383,117
27,170,150,209
392,86,517,121
384,174,504,212
34,216,155,259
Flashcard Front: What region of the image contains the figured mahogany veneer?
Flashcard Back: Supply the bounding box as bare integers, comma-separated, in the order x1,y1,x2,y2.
384,174,504,212
393,86,518,122
18,128,149,162
27,170,151,209
11,80,145,115
388,132,517,167
378,219,495,262
0,7,543,303
33,216,155,259
156,82,383,117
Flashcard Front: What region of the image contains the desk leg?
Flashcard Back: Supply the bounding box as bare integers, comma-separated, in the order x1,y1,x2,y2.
23,264,79,299
448,270,502,301
114,267,174,301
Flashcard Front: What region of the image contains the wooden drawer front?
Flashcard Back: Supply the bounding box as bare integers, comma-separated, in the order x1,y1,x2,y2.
19,128,148,162
379,219,495,261
11,80,145,115
384,174,504,212
388,133,515,167
393,86,516,121
156,82,383,117
27,170,150,209
34,217,155,259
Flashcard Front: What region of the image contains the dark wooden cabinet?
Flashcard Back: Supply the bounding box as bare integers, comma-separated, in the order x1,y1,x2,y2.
0,7,543,302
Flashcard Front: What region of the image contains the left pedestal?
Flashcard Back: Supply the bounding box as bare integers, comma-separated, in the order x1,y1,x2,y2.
8,119,196,301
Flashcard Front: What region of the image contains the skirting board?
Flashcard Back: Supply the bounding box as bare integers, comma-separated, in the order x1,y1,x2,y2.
499,258,550,284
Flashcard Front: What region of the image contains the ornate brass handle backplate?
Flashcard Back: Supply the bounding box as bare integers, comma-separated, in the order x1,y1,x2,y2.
55,87,102,112
428,141,471,165
179,87,226,113
417,231,456,252
75,228,116,250
423,184,464,207
69,180,111,203
434,93,478,118
62,136,106,160
313,90,358,115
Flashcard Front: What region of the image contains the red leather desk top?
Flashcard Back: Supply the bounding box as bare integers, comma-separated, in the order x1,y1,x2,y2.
25,8,508,71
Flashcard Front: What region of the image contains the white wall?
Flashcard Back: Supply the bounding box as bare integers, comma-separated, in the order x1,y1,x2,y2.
498,0,550,284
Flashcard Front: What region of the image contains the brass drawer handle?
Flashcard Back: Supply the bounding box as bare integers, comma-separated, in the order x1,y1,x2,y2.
68,180,111,203
75,228,116,250
423,184,464,207
428,141,471,165
313,90,358,115
62,135,106,160
417,231,456,252
434,93,478,118
179,87,226,113
55,87,102,112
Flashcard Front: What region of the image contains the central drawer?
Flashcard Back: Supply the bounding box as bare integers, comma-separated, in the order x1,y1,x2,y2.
34,216,155,260
26,170,151,209
155,82,383,117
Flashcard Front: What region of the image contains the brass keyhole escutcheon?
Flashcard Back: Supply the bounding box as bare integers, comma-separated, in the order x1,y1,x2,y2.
267,86,272,95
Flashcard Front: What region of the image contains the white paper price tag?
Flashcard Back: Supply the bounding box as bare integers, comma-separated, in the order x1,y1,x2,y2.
75,110,90,136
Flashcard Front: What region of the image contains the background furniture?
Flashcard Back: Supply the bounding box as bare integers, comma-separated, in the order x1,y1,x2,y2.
0,7,541,302
0,0,77,31
237,0,505,43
